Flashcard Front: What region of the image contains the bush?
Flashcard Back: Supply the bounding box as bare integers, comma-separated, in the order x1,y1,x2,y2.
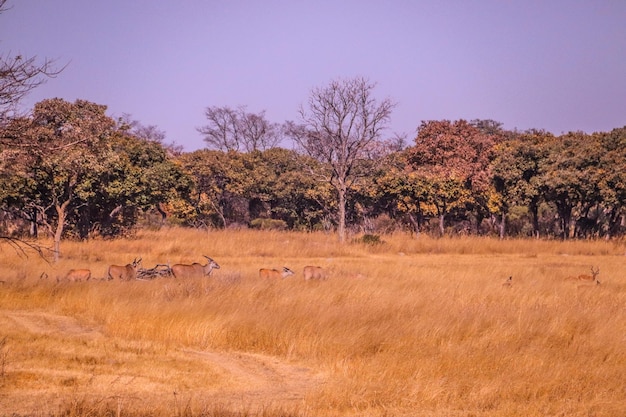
250,218,288,231
353,233,385,246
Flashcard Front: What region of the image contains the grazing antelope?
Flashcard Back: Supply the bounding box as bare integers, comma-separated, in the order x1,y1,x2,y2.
502,276,512,287
303,265,326,281
107,257,142,281
259,267,295,279
171,256,220,279
64,269,91,282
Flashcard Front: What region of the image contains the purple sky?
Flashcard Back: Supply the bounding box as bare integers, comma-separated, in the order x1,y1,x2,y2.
2,1,625,151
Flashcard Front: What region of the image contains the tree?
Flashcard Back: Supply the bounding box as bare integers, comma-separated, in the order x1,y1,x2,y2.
249,148,332,230
177,150,255,228
0,1,63,120
597,127,626,237
490,130,552,238
539,131,603,239
406,120,495,236
373,151,430,236
198,106,282,152
287,77,395,243
100,133,192,234
3,99,114,261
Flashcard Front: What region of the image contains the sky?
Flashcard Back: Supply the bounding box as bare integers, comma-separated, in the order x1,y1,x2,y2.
2,0,625,151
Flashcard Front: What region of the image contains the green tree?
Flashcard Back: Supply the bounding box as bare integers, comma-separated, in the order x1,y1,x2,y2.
372,151,429,236
249,148,331,230
5,99,114,260
98,133,192,234
597,127,626,237
490,130,552,238
177,150,253,228
539,131,603,239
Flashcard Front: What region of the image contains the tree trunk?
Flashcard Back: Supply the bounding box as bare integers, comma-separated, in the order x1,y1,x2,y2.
557,202,572,240
499,212,506,239
438,214,445,237
407,213,421,237
53,201,70,263
529,200,540,239
30,207,38,238
337,183,346,244
156,203,168,227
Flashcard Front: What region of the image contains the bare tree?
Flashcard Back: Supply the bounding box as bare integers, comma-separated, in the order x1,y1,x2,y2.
198,105,281,152
288,77,395,243
0,1,63,121
116,113,184,156
198,106,240,151
238,110,281,152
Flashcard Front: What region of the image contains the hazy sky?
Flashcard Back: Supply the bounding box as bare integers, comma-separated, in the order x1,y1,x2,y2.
2,1,625,150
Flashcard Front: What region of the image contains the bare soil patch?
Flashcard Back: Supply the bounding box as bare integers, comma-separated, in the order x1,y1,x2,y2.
0,309,325,415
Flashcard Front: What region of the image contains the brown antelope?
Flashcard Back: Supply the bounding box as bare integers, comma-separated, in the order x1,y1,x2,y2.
502,276,512,287
171,256,220,279
303,266,326,281
107,257,142,281
64,269,91,282
259,267,295,279
578,266,600,282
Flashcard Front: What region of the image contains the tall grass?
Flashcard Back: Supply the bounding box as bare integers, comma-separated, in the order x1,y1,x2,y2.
1,228,625,416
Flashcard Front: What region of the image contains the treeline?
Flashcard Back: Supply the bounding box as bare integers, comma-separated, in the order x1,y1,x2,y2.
1,98,625,246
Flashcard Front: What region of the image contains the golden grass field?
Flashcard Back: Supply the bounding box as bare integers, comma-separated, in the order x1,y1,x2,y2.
0,228,625,416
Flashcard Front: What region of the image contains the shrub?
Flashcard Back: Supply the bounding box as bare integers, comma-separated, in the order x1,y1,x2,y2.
250,218,288,231
353,233,385,246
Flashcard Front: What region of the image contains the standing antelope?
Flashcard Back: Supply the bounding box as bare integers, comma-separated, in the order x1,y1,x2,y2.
64,269,91,282
303,266,326,281
259,267,295,279
107,258,142,281
576,266,601,288
171,256,220,279
578,266,600,282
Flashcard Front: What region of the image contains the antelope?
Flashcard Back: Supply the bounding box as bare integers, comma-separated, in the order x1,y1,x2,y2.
577,266,600,282
64,269,91,282
259,267,295,279
107,257,142,281
502,276,512,287
171,256,220,279
303,265,326,281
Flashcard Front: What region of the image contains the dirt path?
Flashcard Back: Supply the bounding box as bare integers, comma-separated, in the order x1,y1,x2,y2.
1,309,325,414
5,310,104,339
183,349,324,407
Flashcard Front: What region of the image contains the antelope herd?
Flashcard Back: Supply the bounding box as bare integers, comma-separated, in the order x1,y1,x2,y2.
46,260,608,290
50,256,329,283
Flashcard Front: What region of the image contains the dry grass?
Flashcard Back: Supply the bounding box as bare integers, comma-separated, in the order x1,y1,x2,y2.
0,228,625,416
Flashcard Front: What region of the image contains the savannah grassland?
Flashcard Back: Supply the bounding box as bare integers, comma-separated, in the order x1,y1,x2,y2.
0,229,625,417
